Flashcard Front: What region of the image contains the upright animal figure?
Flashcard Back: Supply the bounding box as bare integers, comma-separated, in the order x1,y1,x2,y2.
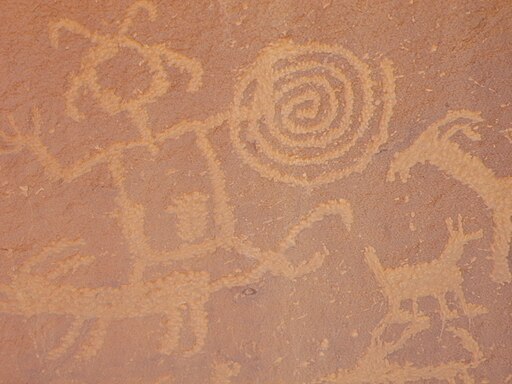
387,110,512,284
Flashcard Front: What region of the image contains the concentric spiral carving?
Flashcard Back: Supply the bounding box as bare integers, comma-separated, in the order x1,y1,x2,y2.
230,40,396,186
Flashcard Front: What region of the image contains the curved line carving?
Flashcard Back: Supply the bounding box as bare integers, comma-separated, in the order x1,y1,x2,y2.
229,39,396,187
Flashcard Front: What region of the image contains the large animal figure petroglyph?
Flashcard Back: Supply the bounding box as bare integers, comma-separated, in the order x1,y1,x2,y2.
364,215,486,322
1,26,360,362
0,239,211,360
388,110,512,284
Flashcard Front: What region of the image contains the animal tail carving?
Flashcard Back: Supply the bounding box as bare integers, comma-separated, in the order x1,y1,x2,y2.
211,199,353,291
277,199,353,253
276,199,353,278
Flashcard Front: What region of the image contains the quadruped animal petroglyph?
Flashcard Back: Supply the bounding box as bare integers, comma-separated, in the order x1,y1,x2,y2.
1,1,356,361
0,107,353,360
364,215,487,322
315,315,483,384
0,0,505,380
388,110,512,284
0,238,210,360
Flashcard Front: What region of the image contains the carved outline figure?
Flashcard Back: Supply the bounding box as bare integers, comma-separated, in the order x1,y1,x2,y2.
0,3,495,379
387,110,512,284
0,107,351,278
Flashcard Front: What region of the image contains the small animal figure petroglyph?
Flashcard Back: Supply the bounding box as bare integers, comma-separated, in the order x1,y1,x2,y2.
316,315,482,384
364,215,485,322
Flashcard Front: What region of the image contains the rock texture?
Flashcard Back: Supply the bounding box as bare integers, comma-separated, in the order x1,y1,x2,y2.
0,1,511,383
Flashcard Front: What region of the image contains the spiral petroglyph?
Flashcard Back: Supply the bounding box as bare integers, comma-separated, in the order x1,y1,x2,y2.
230,40,396,187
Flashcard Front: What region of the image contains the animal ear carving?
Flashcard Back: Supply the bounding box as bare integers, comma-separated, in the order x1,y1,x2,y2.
364,215,486,323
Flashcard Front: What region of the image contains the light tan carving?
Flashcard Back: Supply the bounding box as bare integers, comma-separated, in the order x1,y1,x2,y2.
316,315,482,384
167,192,210,242
48,0,203,149
0,8,501,379
212,199,353,290
229,39,396,186
387,110,512,284
0,193,352,361
210,360,241,384
48,359,239,384
1,239,211,360
364,215,486,322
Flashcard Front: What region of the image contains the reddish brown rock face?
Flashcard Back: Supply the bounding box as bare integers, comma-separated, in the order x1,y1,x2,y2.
0,1,511,383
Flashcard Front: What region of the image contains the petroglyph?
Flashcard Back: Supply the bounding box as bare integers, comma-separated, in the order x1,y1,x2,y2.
0,6,504,380
48,359,240,384
211,199,353,290
388,110,512,284
0,197,353,360
229,40,396,187
0,239,211,360
49,0,203,148
364,215,486,322
210,360,241,384
315,315,483,384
